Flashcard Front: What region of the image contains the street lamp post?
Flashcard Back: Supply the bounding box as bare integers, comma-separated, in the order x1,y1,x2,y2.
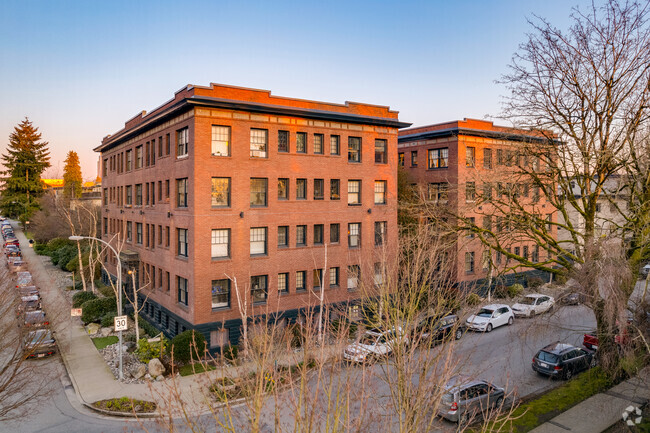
69,235,123,381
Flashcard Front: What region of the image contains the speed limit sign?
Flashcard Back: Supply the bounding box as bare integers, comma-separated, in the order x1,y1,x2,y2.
114,315,128,332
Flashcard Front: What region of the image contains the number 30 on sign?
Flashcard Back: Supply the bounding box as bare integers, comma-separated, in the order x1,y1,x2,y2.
113,315,128,331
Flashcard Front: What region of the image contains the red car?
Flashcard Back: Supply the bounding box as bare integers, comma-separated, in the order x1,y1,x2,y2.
583,320,632,350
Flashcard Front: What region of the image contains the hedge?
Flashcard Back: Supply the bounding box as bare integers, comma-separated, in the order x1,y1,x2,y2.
171,330,206,364
72,291,97,308
81,297,118,324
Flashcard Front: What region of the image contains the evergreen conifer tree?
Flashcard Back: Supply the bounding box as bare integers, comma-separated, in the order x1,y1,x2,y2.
63,151,83,199
0,118,51,222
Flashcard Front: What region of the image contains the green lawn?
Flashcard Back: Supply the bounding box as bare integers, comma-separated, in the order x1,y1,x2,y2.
92,336,118,350
178,362,215,377
481,367,612,432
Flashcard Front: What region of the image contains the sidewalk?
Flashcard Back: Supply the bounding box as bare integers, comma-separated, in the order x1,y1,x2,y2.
530,367,650,433
14,223,341,417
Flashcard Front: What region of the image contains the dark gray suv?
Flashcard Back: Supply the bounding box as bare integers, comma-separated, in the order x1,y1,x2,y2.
532,342,596,379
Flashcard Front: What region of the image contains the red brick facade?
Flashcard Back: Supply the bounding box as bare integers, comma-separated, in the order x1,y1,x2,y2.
398,119,556,286
97,83,409,348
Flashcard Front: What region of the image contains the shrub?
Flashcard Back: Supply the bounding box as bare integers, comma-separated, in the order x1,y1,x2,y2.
57,245,77,270
101,311,118,328
34,243,48,255
222,345,238,361
81,297,117,324
46,237,74,252
135,337,168,363
554,273,568,285
138,317,160,338
330,319,358,339
170,330,206,364
466,293,482,306
493,285,508,299
96,283,115,298
72,291,97,308
124,332,137,343
527,276,545,289
508,283,525,298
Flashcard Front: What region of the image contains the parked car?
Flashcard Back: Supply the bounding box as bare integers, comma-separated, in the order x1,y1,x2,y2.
22,329,56,359
511,294,555,318
6,250,21,260
640,264,650,279
7,259,26,273
465,305,514,332
343,327,406,363
20,310,49,329
4,239,19,249
17,294,42,315
437,375,505,424
560,292,581,305
414,314,465,342
532,342,596,379
16,272,33,289
18,286,39,297
583,318,633,350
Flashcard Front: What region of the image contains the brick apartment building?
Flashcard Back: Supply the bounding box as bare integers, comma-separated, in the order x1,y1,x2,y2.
96,83,410,351
398,119,556,287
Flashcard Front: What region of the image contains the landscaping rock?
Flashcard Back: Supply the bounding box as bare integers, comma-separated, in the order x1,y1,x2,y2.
156,375,164,382
132,365,146,380
86,323,101,335
100,327,113,337
148,358,166,377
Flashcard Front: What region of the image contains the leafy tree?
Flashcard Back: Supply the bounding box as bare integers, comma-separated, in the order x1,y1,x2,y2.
0,118,51,223
63,150,82,199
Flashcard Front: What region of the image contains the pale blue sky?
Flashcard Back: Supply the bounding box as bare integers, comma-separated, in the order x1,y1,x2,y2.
0,0,591,179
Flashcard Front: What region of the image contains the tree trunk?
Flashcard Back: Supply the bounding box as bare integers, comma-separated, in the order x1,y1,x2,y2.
593,299,621,378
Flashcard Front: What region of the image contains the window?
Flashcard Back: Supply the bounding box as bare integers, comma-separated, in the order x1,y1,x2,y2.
483,215,492,232
466,147,475,167
314,179,324,200
514,246,520,257
374,180,386,204
296,271,306,292
296,179,307,200
151,183,155,205
348,137,361,162
250,227,267,256
496,251,502,265
467,217,475,238
347,265,360,290
296,225,306,246
330,135,340,155
398,153,404,166
330,223,340,243
411,151,418,167
428,148,449,169
211,125,230,156
278,226,289,247
135,146,143,169
330,179,340,200
103,188,108,205
251,275,268,304
523,245,529,260
375,139,387,163
126,150,133,171
165,133,171,155
250,129,268,158
466,182,476,201
158,225,162,245
532,245,540,262
211,177,230,207
165,179,170,199
465,252,475,274
250,178,268,207
546,213,553,231
496,149,505,166
278,273,288,293
348,223,361,248
177,276,188,305
374,263,384,286
329,267,339,287
314,134,323,154
126,221,132,242
482,183,493,200
165,226,170,247
278,178,289,200
482,250,490,271
278,130,289,153
103,218,108,235
136,223,143,244
158,136,163,158
145,142,151,167
374,221,387,246
145,182,150,205
427,182,449,202
177,128,189,157
126,185,132,205
483,148,492,169
211,279,230,308
211,229,230,258
296,132,307,153
176,178,188,207
177,228,188,257
348,180,361,205
314,224,324,245
313,269,323,289
135,184,143,206
210,328,229,349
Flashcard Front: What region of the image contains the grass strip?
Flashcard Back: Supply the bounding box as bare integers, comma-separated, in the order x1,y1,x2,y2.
92,336,119,350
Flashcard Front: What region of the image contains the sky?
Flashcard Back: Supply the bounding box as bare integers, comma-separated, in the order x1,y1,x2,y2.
0,0,593,180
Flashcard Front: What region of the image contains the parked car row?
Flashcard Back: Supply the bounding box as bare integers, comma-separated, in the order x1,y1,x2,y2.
465,294,557,333
1,220,57,359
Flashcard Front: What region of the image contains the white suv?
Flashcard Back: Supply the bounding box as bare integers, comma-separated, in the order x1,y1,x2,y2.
343,327,405,363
